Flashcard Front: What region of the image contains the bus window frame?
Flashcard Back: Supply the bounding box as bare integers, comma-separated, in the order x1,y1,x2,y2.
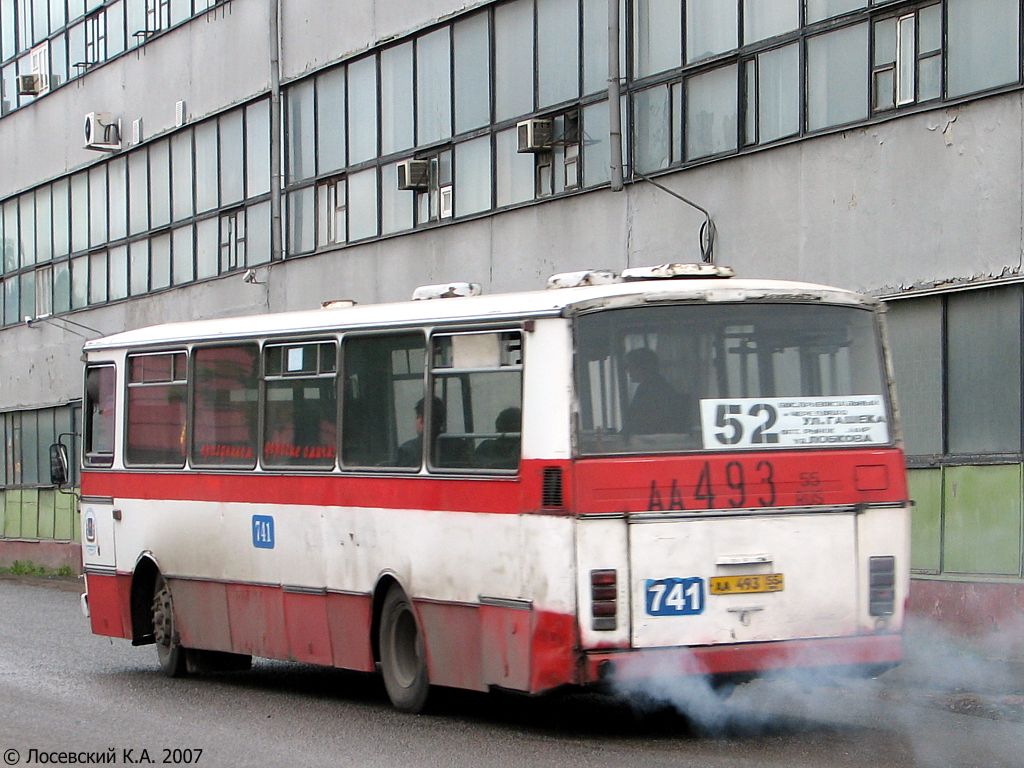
189,341,262,470
123,349,189,469
426,327,525,476
83,363,117,469
339,329,429,473
260,337,339,472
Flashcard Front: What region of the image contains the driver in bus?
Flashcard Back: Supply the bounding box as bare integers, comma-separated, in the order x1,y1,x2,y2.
623,347,689,436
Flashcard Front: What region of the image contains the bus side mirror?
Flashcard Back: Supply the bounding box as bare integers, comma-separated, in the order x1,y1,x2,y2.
49,443,70,487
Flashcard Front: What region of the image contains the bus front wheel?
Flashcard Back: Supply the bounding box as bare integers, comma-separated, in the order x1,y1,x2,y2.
379,585,430,713
152,576,187,678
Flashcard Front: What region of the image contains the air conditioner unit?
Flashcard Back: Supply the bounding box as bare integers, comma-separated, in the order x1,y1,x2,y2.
517,118,553,153
83,112,121,152
16,73,46,96
397,159,430,191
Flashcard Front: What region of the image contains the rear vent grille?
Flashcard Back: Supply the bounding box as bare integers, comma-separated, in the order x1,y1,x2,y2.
868,556,896,616
541,467,564,509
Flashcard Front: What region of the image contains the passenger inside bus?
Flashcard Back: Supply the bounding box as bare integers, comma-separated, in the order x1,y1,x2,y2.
396,396,446,467
474,407,522,469
623,347,690,436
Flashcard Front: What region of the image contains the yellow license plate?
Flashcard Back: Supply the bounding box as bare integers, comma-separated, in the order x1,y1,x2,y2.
709,573,785,595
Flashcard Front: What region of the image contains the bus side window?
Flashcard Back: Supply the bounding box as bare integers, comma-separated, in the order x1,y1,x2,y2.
341,333,426,469
263,341,337,469
430,331,523,472
191,345,260,468
84,365,116,468
125,352,187,467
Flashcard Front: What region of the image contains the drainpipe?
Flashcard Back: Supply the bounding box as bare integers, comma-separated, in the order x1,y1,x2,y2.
607,0,624,192
269,0,283,264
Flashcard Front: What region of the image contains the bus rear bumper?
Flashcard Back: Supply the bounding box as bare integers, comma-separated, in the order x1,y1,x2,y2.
583,633,903,686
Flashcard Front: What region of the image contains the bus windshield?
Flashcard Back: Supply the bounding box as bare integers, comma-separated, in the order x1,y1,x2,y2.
574,302,890,455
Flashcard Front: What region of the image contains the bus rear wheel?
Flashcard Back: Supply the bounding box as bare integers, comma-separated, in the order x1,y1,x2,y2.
152,576,187,678
379,585,430,713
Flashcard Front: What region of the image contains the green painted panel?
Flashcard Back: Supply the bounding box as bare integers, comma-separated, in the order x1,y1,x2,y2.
54,492,76,541
908,468,942,572
3,490,21,538
37,491,56,540
19,489,39,540
943,464,1022,576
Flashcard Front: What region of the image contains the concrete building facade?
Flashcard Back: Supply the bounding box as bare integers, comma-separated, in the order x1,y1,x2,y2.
1,0,1023,639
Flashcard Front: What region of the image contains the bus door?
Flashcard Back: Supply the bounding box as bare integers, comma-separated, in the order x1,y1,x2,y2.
627,506,859,649
81,496,118,572
81,363,119,574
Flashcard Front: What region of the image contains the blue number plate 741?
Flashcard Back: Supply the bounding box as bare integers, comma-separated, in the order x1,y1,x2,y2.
645,577,705,616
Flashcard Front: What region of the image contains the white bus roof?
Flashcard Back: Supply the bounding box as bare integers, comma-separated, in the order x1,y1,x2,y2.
83,276,876,352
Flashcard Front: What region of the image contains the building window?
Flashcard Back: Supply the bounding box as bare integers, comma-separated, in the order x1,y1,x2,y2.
316,177,346,247
744,43,800,146
633,84,671,172
687,64,738,160
34,264,51,317
743,0,798,45
219,210,245,272
806,0,865,24
873,5,942,112
806,22,869,131
453,11,490,133
536,113,580,196
145,0,169,34
494,0,534,122
347,167,379,241
537,0,579,108
382,160,415,235
454,136,490,217
84,9,105,67
416,27,452,146
381,41,414,156
686,0,736,64
946,0,1019,98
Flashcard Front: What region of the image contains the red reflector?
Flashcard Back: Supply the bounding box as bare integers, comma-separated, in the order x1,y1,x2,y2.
855,464,889,491
590,569,616,586
592,601,617,617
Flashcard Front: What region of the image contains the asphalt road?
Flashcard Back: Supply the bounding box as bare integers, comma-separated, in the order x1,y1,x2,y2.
0,577,1021,768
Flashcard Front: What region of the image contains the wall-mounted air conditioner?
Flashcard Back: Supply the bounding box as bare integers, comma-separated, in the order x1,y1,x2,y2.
16,73,46,96
517,118,553,153
397,159,430,191
84,112,121,152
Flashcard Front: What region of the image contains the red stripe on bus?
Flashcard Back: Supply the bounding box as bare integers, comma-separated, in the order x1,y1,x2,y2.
81,459,571,514
81,449,902,514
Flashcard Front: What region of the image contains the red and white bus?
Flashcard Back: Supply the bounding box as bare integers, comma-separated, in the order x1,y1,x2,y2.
68,265,909,712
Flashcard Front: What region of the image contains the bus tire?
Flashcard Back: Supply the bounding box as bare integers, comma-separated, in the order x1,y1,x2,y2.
152,575,187,678
379,585,430,713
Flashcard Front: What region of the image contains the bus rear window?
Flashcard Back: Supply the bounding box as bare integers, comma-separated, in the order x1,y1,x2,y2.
575,303,889,455
192,345,259,467
84,365,115,468
126,352,187,466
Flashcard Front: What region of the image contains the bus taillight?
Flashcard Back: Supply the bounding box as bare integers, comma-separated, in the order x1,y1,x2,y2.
868,556,896,616
590,569,617,630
